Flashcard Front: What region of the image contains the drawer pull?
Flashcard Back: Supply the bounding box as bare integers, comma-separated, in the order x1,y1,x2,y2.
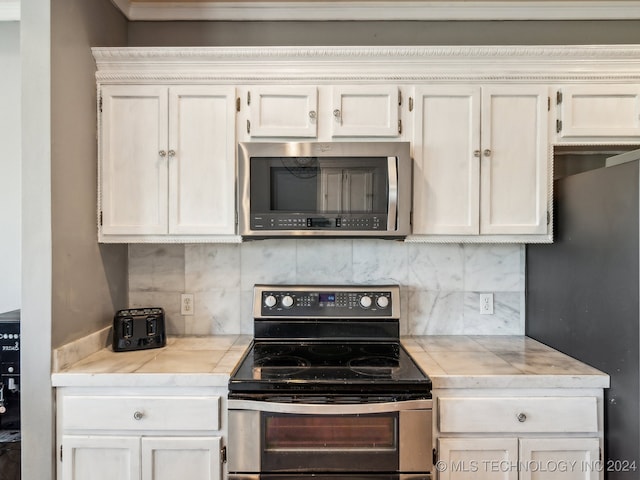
133,411,144,420
517,413,527,423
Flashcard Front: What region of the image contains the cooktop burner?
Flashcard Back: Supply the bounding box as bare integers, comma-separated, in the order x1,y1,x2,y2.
229,340,430,395
229,285,432,399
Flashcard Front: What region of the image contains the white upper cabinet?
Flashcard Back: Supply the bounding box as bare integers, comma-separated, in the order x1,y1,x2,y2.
247,86,318,137
555,85,640,141
99,85,237,242
411,85,550,241
101,85,169,236
244,85,402,140
480,86,549,236
331,85,401,137
412,86,481,235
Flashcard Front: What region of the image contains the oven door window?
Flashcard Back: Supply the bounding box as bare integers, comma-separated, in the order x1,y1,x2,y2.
250,157,390,215
262,413,399,472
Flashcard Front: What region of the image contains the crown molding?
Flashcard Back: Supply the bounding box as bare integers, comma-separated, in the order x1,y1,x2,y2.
92,45,640,82
110,0,640,21
0,1,20,21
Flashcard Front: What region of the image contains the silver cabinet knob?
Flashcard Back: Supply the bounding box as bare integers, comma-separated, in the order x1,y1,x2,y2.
333,109,341,118
483,149,492,157
168,150,176,157
133,411,144,420
473,150,481,158
517,413,527,422
159,150,167,157
309,111,317,119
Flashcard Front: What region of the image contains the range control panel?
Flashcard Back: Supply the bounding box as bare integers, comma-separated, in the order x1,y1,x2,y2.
254,285,400,319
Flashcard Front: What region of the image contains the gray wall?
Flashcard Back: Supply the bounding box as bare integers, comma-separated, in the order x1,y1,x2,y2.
0,22,20,313
51,0,128,349
128,20,640,46
22,0,127,479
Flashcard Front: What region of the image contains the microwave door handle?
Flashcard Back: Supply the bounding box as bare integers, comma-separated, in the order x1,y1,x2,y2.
387,157,398,231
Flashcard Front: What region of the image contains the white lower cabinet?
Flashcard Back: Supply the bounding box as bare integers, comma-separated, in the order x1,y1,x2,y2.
434,392,604,480
57,389,225,480
438,437,600,480
62,436,221,480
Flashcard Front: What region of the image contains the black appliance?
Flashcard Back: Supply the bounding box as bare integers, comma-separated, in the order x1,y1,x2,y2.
0,310,19,431
527,148,640,480
0,310,20,480
228,285,432,480
112,307,166,352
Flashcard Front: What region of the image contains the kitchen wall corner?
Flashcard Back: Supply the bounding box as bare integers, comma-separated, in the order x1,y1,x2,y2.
129,241,525,336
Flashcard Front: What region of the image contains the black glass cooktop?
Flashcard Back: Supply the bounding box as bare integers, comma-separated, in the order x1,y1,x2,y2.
228,341,431,398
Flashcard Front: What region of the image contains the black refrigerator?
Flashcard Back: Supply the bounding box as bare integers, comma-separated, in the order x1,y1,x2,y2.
527,150,640,480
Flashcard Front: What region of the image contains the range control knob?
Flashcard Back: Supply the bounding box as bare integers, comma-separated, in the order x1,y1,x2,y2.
264,295,277,308
376,296,390,308
281,295,294,308
360,295,372,308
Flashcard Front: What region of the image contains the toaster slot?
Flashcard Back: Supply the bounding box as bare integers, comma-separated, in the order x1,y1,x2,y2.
146,317,158,336
123,318,133,339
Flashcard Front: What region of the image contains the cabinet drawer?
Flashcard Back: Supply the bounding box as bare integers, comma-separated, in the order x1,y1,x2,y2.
438,396,597,434
62,395,220,431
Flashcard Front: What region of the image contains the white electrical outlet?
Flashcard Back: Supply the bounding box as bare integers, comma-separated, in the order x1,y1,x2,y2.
181,293,194,316
480,293,494,315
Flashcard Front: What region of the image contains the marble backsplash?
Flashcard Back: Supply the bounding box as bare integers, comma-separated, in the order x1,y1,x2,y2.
128,240,525,336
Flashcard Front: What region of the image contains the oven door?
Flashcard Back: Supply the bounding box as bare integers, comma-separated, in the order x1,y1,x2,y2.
227,399,432,477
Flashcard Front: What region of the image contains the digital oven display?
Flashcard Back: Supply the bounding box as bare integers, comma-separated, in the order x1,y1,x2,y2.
319,293,336,303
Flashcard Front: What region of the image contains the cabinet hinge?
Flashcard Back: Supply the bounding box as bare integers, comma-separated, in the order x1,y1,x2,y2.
247,119,251,135
547,211,551,225
99,95,103,113
398,90,402,106
235,211,239,226
432,448,437,465
599,447,602,462
236,97,241,112
556,119,563,134
409,97,414,112
247,91,251,106
99,211,103,226
547,96,551,111
60,445,63,462
221,446,227,464
398,119,402,135
556,90,563,105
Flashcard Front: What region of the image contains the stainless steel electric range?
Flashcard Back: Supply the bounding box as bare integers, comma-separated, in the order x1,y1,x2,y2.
228,285,433,480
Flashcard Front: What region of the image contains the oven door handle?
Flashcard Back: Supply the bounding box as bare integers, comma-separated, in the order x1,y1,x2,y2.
228,398,432,414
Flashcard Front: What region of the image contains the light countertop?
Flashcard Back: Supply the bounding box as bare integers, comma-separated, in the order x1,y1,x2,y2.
403,335,609,389
52,335,609,390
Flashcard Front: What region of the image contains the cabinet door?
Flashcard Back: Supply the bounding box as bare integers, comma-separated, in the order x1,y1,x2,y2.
141,437,221,480
412,86,481,235
62,435,140,480
438,437,518,480
248,86,318,137
100,85,169,235
480,86,549,235
557,85,640,139
168,86,236,235
519,438,600,480
331,85,400,137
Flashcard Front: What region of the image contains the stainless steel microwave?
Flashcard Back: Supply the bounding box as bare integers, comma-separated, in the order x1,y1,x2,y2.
238,142,411,238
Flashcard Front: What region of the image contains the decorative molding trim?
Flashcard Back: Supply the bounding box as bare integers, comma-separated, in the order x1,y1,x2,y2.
0,1,20,21
111,0,640,21
92,46,640,82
